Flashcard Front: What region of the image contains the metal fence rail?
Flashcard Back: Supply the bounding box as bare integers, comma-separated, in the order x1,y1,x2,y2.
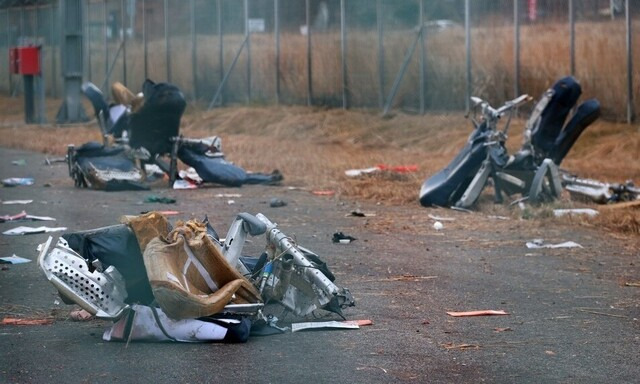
0,0,636,123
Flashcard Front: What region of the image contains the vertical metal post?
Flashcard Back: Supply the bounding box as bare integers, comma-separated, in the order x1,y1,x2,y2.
121,0,127,86
569,0,575,76
245,0,251,103
20,5,24,42
306,0,312,106
218,0,223,104
35,4,46,123
464,0,471,113
51,3,57,97
7,10,12,95
340,0,347,109
191,0,197,100
419,0,425,115
86,1,92,82
143,0,148,80
104,0,108,90
514,0,520,98
274,0,280,104
377,0,384,109
56,0,87,123
626,0,634,124
164,0,171,82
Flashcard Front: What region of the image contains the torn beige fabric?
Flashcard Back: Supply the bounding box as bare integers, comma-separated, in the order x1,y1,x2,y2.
141,218,262,320
123,212,171,253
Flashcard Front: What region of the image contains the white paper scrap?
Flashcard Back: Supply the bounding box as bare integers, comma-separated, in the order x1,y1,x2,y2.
526,239,583,249
2,200,33,205
0,254,32,264
291,321,360,333
553,208,599,217
2,226,67,236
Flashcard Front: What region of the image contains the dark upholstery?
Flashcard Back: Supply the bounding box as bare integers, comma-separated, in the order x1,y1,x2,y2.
128,80,187,157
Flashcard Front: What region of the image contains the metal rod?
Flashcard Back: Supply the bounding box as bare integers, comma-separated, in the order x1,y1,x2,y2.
382,27,422,116
51,3,57,97
419,0,425,115
208,34,249,109
514,0,520,99
569,0,575,76
306,0,312,106
274,0,280,104
377,0,384,109
245,0,251,103
164,0,171,82
101,39,124,91
35,4,45,123
143,0,148,80
4,8,10,95
20,5,24,41
340,0,347,109
191,0,197,100
217,0,223,104
626,0,634,124
464,0,471,113
8,9,12,95
121,0,127,86
85,0,92,82
103,0,108,91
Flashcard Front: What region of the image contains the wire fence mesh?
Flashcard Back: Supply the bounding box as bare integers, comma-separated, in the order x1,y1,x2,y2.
0,0,636,121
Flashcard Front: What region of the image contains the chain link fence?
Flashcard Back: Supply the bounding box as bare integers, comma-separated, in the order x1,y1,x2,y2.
0,0,636,121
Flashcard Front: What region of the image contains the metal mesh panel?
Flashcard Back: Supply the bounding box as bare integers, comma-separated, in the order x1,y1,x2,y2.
0,0,637,121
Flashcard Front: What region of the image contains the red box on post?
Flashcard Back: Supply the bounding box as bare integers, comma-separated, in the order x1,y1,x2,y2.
9,46,40,75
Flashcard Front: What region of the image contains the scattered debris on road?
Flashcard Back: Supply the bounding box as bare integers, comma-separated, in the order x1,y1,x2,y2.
332,232,356,244
526,239,583,249
1,317,54,325
3,226,67,236
0,254,32,264
446,310,509,317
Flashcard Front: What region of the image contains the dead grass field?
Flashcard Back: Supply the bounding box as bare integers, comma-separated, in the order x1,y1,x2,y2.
0,94,638,236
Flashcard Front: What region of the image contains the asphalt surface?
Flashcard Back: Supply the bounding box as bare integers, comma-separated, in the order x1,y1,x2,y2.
0,147,639,384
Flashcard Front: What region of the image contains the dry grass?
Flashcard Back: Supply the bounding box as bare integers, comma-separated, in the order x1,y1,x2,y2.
1,94,638,235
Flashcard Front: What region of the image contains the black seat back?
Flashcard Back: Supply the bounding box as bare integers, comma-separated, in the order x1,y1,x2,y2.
551,98,601,165
530,76,582,157
128,80,186,157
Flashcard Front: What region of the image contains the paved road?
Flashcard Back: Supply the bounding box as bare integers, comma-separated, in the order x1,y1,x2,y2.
1,147,638,383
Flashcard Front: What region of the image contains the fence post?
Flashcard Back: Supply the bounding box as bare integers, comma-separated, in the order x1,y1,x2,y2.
143,0,148,80
245,0,251,103
121,0,127,86
164,0,171,83
218,0,223,105
419,0,425,115
191,0,197,100
274,0,280,104
51,3,57,97
341,0,347,109
377,0,384,109
306,0,312,106
514,0,520,99
103,0,108,91
569,0,575,76
85,0,91,82
465,0,471,113
7,10,12,96
626,0,634,124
